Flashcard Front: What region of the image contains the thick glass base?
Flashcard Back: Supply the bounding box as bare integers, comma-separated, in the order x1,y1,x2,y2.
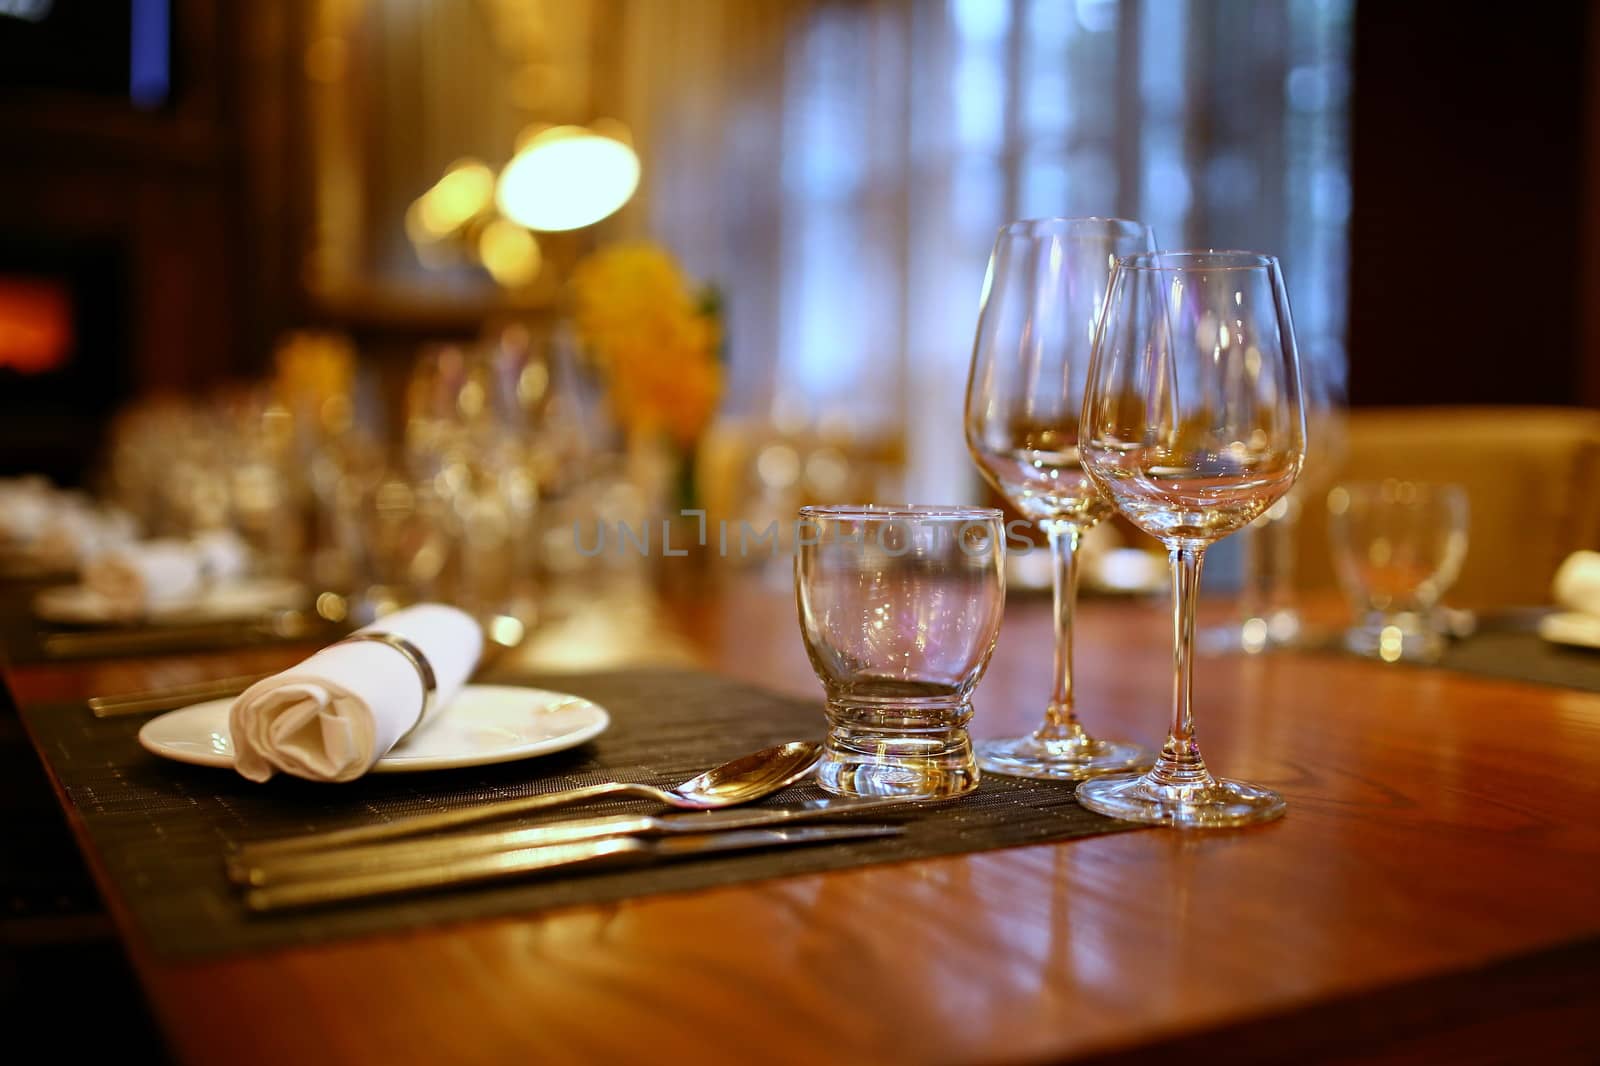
1076,770,1286,828
817,711,979,800
977,734,1148,781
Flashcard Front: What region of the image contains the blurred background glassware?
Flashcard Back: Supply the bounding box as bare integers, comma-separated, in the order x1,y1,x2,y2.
104,389,300,578
963,216,1154,781
348,465,449,621
1209,353,1349,654
1079,250,1306,828
215,384,304,580
1328,480,1468,663
796,505,1005,799
395,340,541,628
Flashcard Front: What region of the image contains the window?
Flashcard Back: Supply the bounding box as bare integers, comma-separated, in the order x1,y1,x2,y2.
634,0,1353,500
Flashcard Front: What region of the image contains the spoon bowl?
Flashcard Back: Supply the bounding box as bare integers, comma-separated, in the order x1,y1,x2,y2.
661,741,823,808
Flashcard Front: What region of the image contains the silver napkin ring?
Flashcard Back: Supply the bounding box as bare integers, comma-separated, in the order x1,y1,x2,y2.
335,631,438,742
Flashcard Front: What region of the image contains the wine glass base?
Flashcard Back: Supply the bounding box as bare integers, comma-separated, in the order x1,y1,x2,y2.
977,735,1149,781
1076,771,1286,827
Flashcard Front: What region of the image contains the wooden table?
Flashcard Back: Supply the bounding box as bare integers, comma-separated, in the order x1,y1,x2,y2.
6,575,1599,1064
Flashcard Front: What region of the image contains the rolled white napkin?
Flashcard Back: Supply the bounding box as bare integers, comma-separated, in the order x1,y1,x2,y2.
228,604,483,782
1553,550,1600,617
83,539,204,611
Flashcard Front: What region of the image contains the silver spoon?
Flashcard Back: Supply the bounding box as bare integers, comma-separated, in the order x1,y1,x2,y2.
234,740,824,861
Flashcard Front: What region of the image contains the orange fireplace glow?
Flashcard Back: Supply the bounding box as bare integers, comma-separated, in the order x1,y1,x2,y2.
0,277,73,375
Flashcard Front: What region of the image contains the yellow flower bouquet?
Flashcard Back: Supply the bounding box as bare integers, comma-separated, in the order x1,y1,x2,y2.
571,243,724,509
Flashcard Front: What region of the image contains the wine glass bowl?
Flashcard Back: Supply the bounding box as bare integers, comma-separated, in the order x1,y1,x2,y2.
1078,250,1306,827
963,217,1155,780
1078,251,1304,546
970,422,1116,528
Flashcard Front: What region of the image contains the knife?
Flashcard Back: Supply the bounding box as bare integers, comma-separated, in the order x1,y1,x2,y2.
243,823,905,912
229,795,925,888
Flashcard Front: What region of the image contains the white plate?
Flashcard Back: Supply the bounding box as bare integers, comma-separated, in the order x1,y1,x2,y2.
34,577,306,626
137,684,611,773
1538,611,1600,650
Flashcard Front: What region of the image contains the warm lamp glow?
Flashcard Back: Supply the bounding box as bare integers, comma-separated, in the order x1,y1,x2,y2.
496,125,640,232
415,159,496,238
478,220,541,288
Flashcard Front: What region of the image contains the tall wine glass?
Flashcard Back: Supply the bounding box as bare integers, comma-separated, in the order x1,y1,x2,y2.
964,217,1154,780
1206,352,1346,654
1078,251,1305,826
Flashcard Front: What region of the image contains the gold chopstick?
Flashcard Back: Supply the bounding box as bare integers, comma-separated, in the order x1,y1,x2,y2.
45,624,264,660
87,673,271,717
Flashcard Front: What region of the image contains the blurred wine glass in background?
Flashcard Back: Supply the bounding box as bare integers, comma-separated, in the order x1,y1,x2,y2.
1206,352,1347,654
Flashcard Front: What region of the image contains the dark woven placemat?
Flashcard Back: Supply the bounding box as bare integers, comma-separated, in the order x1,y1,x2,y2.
1303,611,1600,693
16,668,1136,959
1433,627,1600,692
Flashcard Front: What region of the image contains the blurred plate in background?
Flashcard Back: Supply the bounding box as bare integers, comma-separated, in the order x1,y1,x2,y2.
34,577,306,627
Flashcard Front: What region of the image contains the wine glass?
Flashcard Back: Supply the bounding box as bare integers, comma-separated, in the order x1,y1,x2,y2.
1078,251,1306,827
964,217,1154,780
1208,352,1346,654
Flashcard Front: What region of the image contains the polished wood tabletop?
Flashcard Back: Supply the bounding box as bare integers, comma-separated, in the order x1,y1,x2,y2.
6,573,1600,1065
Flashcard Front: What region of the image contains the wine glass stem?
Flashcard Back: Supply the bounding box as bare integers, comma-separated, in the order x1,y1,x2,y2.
1038,521,1086,741
1154,544,1211,786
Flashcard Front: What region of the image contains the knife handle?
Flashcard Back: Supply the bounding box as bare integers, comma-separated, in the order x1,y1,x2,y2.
245,836,648,912
231,813,657,888
235,781,632,861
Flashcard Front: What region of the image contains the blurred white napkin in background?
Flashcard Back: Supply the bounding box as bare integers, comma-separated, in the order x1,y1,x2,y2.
1553,551,1600,617
1539,551,1600,648
83,540,205,612
0,478,54,543
33,505,137,570
80,529,252,611
229,604,484,782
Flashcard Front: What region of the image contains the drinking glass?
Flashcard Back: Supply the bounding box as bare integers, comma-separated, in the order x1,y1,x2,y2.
964,217,1155,780
1328,480,1468,662
796,506,1006,799
1078,251,1306,827
1210,354,1347,653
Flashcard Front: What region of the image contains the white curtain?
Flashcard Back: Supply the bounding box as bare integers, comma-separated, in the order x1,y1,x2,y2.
616,0,1352,501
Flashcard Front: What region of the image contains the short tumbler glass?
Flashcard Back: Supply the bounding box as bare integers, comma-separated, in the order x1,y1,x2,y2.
1328,480,1469,662
796,505,1006,799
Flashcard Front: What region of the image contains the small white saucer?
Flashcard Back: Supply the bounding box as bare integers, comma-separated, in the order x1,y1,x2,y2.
35,577,306,626
137,684,611,773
